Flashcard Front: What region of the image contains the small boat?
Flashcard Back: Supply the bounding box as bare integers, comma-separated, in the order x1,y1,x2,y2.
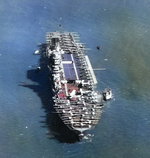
34,50,40,55
35,67,41,73
97,46,101,50
102,88,112,101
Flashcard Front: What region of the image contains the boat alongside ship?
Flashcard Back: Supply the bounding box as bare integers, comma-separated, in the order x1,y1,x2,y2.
35,31,112,137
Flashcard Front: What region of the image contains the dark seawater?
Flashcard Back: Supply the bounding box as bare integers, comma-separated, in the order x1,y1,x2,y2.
1,0,150,157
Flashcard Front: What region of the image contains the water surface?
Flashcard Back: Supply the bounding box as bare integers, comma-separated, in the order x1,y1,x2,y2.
1,0,150,158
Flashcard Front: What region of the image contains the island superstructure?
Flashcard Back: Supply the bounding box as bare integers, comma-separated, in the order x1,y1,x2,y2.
39,31,111,136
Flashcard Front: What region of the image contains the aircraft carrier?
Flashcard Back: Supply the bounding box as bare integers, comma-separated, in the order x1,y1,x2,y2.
38,31,112,137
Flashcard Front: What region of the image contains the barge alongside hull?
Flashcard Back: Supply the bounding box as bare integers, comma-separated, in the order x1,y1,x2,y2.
39,31,110,136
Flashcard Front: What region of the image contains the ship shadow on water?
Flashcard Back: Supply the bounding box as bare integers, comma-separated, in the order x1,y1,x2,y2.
19,44,79,143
